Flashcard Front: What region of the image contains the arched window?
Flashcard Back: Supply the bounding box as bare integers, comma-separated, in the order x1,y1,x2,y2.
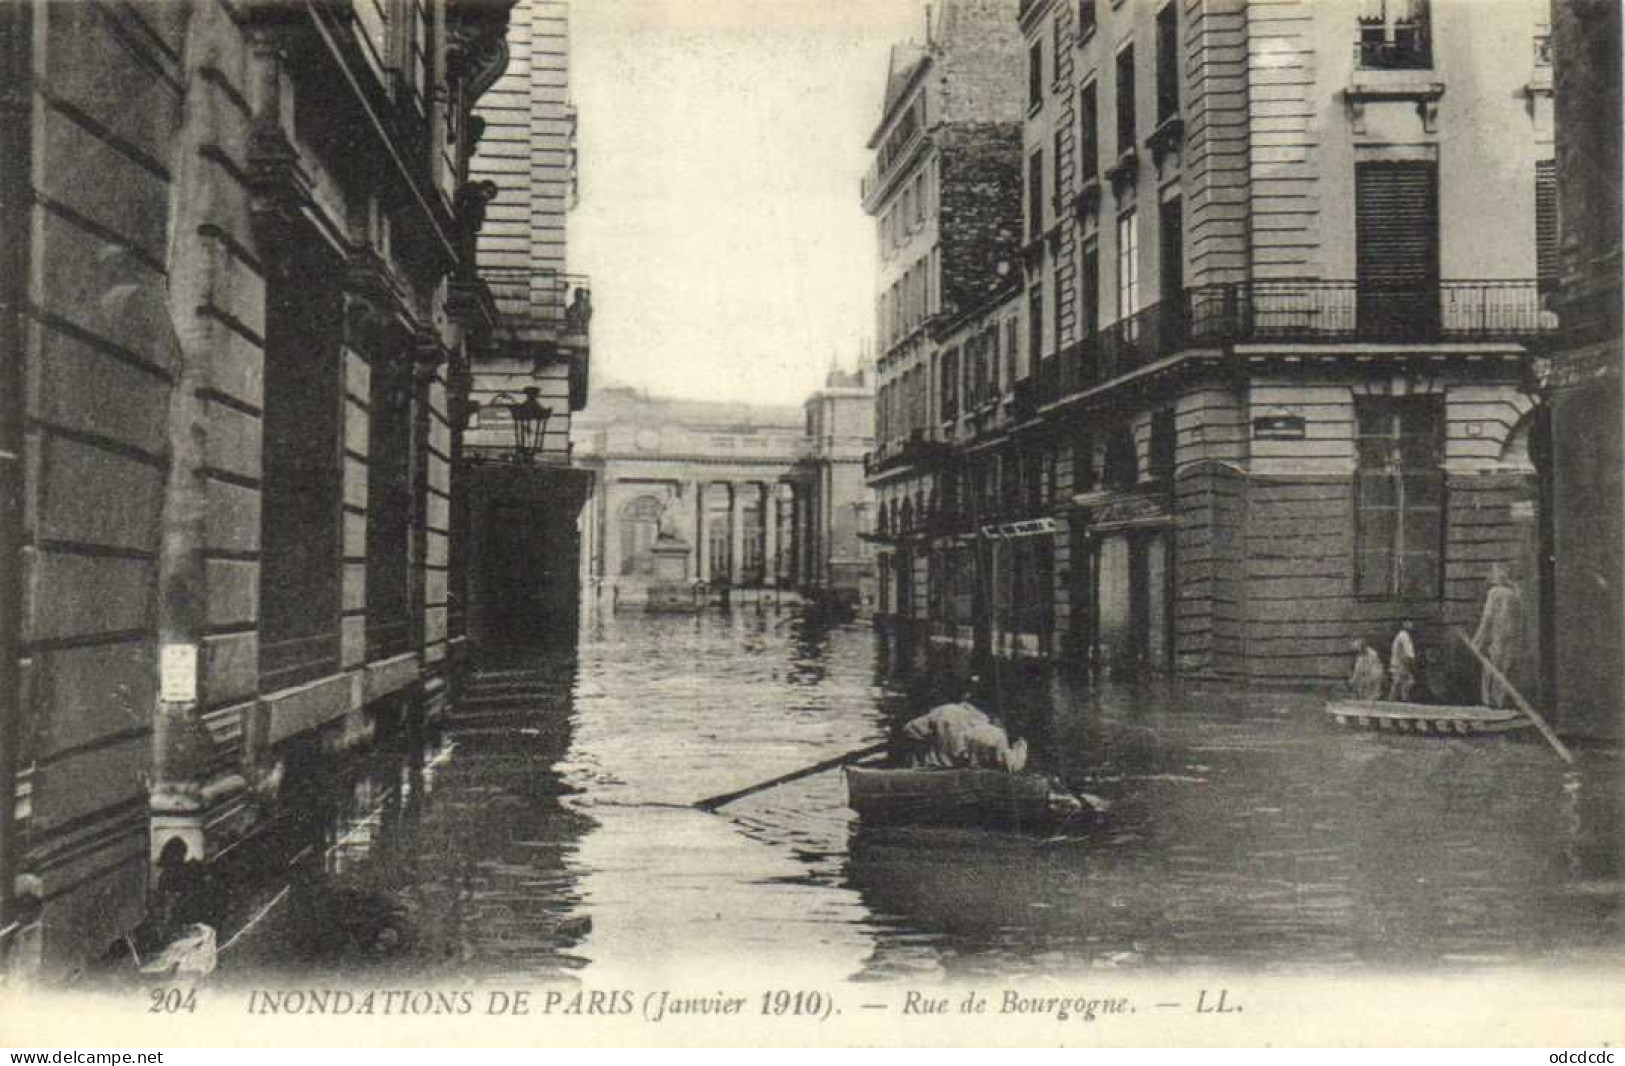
619,495,664,576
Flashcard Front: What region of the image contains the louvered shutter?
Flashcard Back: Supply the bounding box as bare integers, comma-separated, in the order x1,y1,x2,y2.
1536,159,1558,292
1356,161,1440,339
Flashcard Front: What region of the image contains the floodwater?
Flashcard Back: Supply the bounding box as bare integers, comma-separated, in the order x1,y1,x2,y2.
217,606,1624,985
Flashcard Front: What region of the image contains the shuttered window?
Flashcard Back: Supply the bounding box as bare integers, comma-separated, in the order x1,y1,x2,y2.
1355,160,1439,338
1156,3,1179,124
1536,159,1559,292
1079,82,1100,181
1115,45,1136,154
1029,149,1045,239
1354,397,1445,599
1029,40,1044,110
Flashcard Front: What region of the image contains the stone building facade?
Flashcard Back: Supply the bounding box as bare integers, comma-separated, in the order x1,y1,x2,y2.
873,0,1557,697
789,368,877,612
461,0,593,638
1011,0,1555,690
0,0,512,975
1545,0,1622,739
574,389,806,607
866,0,1027,632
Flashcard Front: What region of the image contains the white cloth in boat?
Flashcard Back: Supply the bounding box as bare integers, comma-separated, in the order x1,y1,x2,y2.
902,702,1029,773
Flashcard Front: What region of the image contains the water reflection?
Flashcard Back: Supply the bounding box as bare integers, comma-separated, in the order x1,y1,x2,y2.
224,608,1623,985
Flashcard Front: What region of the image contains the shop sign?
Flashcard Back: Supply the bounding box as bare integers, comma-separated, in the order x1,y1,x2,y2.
981,517,1060,539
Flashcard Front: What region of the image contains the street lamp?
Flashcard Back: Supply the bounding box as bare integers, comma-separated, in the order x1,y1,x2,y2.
478,386,553,464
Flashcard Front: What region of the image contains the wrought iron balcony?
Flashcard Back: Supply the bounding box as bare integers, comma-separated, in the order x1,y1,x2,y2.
865,429,958,478
1040,279,1557,406
479,266,592,343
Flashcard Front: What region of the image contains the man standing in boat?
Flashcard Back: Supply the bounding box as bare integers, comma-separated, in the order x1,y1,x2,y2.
1472,563,1524,709
900,677,1028,773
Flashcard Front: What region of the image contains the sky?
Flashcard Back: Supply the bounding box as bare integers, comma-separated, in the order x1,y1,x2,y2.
568,0,927,406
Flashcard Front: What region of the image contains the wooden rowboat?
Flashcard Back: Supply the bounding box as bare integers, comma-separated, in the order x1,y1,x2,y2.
844,766,1066,829
1325,699,1534,735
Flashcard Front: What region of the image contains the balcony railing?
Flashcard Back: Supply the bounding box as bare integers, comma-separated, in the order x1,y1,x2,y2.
479,267,592,338
1356,19,1432,70
865,429,957,478
1038,279,1556,406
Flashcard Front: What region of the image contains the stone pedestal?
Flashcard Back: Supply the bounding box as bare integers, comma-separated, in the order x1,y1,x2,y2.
646,536,699,612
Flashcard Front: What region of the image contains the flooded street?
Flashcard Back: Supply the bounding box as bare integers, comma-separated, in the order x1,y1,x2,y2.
219,607,1623,986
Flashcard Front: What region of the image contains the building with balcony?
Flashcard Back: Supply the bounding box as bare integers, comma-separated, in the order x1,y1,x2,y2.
1004,0,1557,690
0,0,514,975
866,0,1027,630
461,0,593,638
1544,0,1621,740
788,367,877,614
573,389,808,608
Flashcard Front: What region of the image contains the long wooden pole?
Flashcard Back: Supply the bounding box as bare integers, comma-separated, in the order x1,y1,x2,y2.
1452,627,1574,765
695,741,889,811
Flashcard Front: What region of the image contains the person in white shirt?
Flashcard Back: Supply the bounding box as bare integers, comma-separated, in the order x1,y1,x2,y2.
1387,620,1417,702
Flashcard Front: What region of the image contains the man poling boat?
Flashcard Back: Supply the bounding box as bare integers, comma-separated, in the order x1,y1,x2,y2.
845,677,1098,831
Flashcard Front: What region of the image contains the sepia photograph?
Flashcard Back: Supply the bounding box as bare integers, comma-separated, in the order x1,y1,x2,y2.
0,0,1621,1049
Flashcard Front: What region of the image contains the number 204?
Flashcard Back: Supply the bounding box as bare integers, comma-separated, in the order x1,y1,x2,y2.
148,987,198,1014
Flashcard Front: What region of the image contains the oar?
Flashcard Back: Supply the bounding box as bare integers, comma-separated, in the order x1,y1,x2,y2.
695,741,889,811
1451,627,1574,764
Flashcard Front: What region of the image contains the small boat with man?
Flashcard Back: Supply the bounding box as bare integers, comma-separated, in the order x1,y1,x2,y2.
845,680,1098,832
695,677,1103,833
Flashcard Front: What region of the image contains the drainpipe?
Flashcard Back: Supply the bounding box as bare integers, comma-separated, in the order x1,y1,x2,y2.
0,0,34,934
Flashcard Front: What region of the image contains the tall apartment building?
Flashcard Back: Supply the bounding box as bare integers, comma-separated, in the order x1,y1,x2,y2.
866,0,1027,629
998,0,1557,691
0,0,514,974
462,0,592,636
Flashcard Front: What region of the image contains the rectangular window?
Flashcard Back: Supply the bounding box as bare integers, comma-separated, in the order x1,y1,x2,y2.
355,0,389,81
1355,396,1445,599
1073,431,1097,493
913,173,925,228
1358,0,1432,70
1115,44,1136,155
260,250,343,692
1155,3,1179,124
407,0,429,106
1029,284,1045,366
1079,0,1097,42
1005,317,1019,387
1053,13,1067,84
1159,196,1184,304
1536,159,1558,292
1028,148,1045,240
1116,210,1139,322
942,347,959,421
1355,160,1439,338
1150,408,1176,481
1081,241,1100,337
1079,81,1099,182
1029,39,1044,109
981,325,994,394
365,343,414,661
